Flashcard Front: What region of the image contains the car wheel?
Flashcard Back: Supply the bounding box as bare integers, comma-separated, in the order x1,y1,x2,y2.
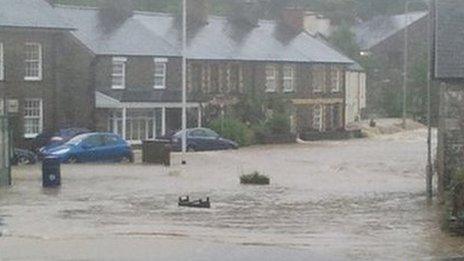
67,156,78,164
16,155,31,166
120,155,133,163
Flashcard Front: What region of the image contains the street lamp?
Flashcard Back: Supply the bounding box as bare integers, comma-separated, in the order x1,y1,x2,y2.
403,0,433,199
181,0,187,165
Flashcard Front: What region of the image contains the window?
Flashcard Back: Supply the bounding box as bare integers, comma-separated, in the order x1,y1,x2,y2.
312,65,326,93
265,64,277,92
109,109,156,142
83,135,104,147
25,43,42,81
330,66,342,92
154,58,167,89
313,104,323,132
112,57,126,89
0,43,3,81
24,99,43,138
283,65,296,92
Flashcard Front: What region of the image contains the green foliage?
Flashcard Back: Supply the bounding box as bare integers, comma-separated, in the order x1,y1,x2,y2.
208,116,254,146
329,22,360,59
233,91,265,124
240,171,270,185
266,113,291,135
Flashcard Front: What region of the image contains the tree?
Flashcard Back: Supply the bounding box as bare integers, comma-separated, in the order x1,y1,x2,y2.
329,22,360,59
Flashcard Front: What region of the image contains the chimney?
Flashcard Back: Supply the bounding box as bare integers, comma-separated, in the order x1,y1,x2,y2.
280,7,332,36
98,0,134,32
187,0,210,28
228,0,261,27
44,0,55,6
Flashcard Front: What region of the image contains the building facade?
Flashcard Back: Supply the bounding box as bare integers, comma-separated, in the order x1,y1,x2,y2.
56,4,355,144
0,0,94,148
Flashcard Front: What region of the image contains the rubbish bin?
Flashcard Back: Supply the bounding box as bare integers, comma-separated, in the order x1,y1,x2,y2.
142,140,171,166
42,156,61,188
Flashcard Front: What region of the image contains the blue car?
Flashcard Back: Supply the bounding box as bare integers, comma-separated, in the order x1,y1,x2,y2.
40,133,133,163
171,128,238,152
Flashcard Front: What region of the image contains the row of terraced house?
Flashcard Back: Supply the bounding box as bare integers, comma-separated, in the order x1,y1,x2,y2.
0,0,366,148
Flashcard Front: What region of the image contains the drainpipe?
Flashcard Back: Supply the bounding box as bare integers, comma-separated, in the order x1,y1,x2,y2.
89,56,99,131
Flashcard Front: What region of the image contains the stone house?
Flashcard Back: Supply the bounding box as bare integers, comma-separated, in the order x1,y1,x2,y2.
56,3,356,144
432,0,464,202
0,0,95,148
354,11,429,117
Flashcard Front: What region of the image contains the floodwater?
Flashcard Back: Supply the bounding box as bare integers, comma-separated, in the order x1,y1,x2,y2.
1,128,464,260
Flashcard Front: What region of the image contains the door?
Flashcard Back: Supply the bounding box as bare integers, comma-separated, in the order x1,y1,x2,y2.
102,134,125,160
79,134,105,162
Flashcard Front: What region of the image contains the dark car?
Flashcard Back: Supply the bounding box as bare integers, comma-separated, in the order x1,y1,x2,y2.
34,128,91,152
171,128,238,152
12,148,38,165
40,133,133,164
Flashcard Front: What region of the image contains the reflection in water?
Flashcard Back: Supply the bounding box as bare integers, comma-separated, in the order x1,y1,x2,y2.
1,129,464,259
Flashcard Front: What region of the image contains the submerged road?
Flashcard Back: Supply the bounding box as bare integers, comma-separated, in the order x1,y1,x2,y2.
1,128,463,260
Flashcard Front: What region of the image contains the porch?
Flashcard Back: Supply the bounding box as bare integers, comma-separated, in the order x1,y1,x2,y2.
96,92,202,144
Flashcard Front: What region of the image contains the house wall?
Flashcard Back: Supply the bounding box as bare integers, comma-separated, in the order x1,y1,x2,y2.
437,82,464,202
365,15,428,117
94,56,182,102
187,60,346,133
55,34,95,130
345,70,367,125
0,29,95,149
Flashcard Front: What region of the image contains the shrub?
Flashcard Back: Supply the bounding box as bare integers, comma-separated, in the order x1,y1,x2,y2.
265,112,291,135
208,116,254,146
240,171,270,185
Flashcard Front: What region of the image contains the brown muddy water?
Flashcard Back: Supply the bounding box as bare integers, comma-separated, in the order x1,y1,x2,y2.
1,129,464,260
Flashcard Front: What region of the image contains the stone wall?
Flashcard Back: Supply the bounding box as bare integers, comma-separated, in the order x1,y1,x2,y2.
437,83,464,202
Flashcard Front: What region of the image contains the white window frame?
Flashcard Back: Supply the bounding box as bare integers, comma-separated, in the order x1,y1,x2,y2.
154,57,168,89
331,66,342,93
111,57,127,89
313,65,326,93
283,64,295,92
23,98,43,138
313,104,323,132
265,64,277,92
24,43,42,81
0,43,3,81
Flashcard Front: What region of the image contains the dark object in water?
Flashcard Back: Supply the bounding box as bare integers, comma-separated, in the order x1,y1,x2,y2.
178,196,211,209
240,171,270,185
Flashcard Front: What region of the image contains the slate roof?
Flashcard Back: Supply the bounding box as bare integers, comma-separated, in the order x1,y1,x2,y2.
55,5,354,64
0,0,73,30
55,6,178,57
433,0,464,79
354,11,428,50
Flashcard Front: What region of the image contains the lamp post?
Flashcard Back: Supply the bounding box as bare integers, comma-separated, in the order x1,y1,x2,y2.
181,0,187,165
403,0,433,199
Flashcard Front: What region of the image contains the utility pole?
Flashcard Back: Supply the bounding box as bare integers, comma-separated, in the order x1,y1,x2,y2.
402,3,410,129
425,2,433,200
181,0,187,165
404,0,433,199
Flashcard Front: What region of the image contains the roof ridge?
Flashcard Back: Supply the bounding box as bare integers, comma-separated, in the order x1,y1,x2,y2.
54,4,99,11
